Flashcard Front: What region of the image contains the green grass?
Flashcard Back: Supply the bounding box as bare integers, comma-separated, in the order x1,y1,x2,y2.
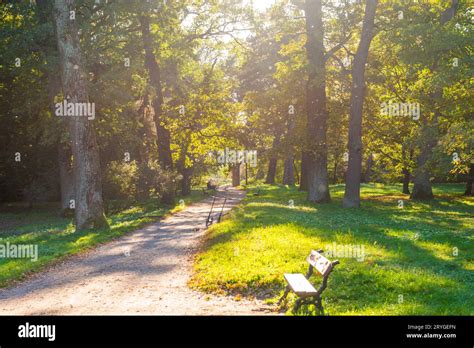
190,183,474,315
0,190,206,288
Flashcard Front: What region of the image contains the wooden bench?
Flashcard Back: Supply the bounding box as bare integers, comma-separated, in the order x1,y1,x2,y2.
278,249,339,315
207,180,217,190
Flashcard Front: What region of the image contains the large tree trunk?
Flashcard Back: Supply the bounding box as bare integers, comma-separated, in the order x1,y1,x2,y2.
36,0,75,217
136,94,155,200
402,168,411,195
293,160,300,185
139,15,173,171
53,0,108,231
140,15,174,204
411,0,458,200
304,0,330,203
342,0,377,208
410,143,435,199
266,159,277,184
464,163,474,196
138,93,156,164
299,151,309,191
58,143,74,216
410,99,439,200
283,156,295,185
265,134,280,185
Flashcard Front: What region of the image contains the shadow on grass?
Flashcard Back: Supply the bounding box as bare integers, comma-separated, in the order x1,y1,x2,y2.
197,184,473,315
0,190,208,289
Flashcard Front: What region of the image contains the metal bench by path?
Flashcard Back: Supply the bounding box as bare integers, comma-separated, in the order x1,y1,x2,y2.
279,249,339,315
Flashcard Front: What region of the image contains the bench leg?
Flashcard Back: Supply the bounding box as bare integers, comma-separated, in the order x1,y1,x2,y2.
278,286,291,305
292,298,302,313
315,297,324,316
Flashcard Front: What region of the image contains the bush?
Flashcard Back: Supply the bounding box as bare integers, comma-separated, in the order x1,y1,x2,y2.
137,160,181,203
104,160,181,203
104,161,138,200
22,170,59,206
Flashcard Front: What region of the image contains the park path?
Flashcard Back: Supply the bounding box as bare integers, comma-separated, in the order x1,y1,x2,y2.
0,187,273,315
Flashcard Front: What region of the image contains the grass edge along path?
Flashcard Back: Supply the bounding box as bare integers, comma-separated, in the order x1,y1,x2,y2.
0,190,208,289
190,183,474,315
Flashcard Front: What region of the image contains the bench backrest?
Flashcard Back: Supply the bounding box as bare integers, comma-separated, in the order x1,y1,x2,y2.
307,250,333,276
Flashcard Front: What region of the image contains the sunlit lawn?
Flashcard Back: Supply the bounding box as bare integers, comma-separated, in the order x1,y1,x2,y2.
190,183,474,315
0,190,206,288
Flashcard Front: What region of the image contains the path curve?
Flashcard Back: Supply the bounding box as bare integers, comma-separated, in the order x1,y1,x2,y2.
0,187,273,315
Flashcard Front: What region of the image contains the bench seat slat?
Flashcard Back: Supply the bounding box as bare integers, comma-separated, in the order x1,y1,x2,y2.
284,273,317,297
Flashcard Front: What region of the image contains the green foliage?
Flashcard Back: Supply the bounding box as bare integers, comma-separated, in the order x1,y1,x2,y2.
1,0,472,203
104,161,139,199
0,0,472,316
104,159,182,202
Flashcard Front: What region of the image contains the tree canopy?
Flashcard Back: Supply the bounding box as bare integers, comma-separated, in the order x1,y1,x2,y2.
0,0,472,230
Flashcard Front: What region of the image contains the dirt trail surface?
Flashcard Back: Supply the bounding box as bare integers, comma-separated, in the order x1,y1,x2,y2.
0,187,274,315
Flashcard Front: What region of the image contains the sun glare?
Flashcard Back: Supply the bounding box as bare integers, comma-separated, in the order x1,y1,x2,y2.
250,0,276,12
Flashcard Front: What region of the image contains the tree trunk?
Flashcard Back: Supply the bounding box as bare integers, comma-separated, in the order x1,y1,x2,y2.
464,163,474,196
181,166,193,196
256,167,265,180
283,156,295,185
245,163,248,186
139,15,173,171
266,159,277,184
304,0,330,203
410,90,440,200
293,160,300,185
36,0,75,217
401,147,412,194
363,153,374,183
138,93,155,164
342,0,377,208
53,0,108,231
410,143,435,200
136,94,155,200
232,164,241,187
283,112,296,186
177,140,193,196
139,15,174,204
265,134,280,185
411,0,458,200
299,151,309,191
402,168,411,194
332,156,338,184
58,143,74,216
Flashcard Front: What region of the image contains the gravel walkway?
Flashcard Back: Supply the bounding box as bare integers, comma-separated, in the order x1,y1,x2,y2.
0,187,273,315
